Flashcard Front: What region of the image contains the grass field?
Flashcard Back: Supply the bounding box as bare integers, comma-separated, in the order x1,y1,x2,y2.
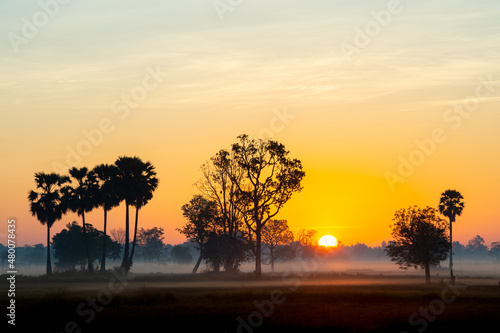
4,272,500,332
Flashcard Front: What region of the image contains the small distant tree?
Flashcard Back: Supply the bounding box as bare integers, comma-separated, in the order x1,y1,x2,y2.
385,206,450,283
110,228,126,245
178,195,218,274
466,235,488,259
0,244,7,268
137,227,165,265
296,229,317,247
170,245,193,265
489,242,500,263
262,220,294,272
24,244,46,266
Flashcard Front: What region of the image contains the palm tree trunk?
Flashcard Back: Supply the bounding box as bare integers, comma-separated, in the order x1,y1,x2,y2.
121,204,130,273
46,224,52,276
100,209,108,273
82,211,93,272
449,217,455,284
129,207,140,265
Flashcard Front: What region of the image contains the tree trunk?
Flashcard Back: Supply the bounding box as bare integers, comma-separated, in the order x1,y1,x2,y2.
449,217,455,284
46,224,52,276
82,211,93,273
270,246,275,273
255,225,262,279
129,207,140,266
100,209,108,273
121,204,130,273
192,246,203,274
425,263,431,284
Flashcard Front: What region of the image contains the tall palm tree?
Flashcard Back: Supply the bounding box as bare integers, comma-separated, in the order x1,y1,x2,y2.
28,173,68,275
62,167,98,272
92,164,122,273
115,156,158,273
115,156,142,273
438,189,465,283
129,160,159,265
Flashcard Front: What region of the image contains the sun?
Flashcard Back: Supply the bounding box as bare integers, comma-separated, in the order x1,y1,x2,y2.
318,235,338,247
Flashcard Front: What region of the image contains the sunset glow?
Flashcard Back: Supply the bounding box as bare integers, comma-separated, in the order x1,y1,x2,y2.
0,0,499,250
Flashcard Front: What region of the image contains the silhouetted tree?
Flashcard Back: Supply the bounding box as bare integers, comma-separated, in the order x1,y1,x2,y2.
205,233,249,273
170,245,193,265
92,164,122,272
466,235,488,259
197,150,249,272
489,242,500,263
1,244,8,268
385,206,450,283
52,221,121,271
262,219,294,272
129,160,158,267
296,229,318,258
438,189,464,283
110,228,126,245
28,172,68,275
61,167,99,272
24,244,46,266
228,134,305,278
178,195,218,274
137,227,165,265
115,156,159,274
197,150,245,239
297,229,317,247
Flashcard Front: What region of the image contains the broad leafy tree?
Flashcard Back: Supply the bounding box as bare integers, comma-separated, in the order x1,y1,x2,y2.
52,221,121,271
178,195,218,274
262,219,294,272
385,206,450,283
228,135,305,278
137,227,165,265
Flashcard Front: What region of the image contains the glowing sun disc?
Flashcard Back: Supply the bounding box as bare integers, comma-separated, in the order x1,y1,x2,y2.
319,235,338,247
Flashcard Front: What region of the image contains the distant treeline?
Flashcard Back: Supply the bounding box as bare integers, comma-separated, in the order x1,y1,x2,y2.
2,230,498,270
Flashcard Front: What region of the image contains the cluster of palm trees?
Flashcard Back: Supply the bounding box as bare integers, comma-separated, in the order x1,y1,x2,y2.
28,156,159,275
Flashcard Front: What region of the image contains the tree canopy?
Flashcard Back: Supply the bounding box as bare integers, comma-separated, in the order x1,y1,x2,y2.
385,206,450,283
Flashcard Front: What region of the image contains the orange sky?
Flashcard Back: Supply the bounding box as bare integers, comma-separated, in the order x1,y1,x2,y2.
1,0,499,248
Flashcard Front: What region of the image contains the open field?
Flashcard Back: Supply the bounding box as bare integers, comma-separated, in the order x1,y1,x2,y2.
4,273,500,332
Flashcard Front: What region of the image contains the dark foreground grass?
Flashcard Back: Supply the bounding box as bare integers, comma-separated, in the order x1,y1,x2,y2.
4,273,500,333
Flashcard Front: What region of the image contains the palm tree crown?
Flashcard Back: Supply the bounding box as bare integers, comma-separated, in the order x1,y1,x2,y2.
61,167,99,272
438,189,464,223
115,156,159,273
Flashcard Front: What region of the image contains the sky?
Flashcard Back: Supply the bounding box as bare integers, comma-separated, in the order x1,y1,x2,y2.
1,0,499,248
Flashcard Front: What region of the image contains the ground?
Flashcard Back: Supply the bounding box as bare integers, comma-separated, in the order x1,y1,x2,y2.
3,272,500,332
